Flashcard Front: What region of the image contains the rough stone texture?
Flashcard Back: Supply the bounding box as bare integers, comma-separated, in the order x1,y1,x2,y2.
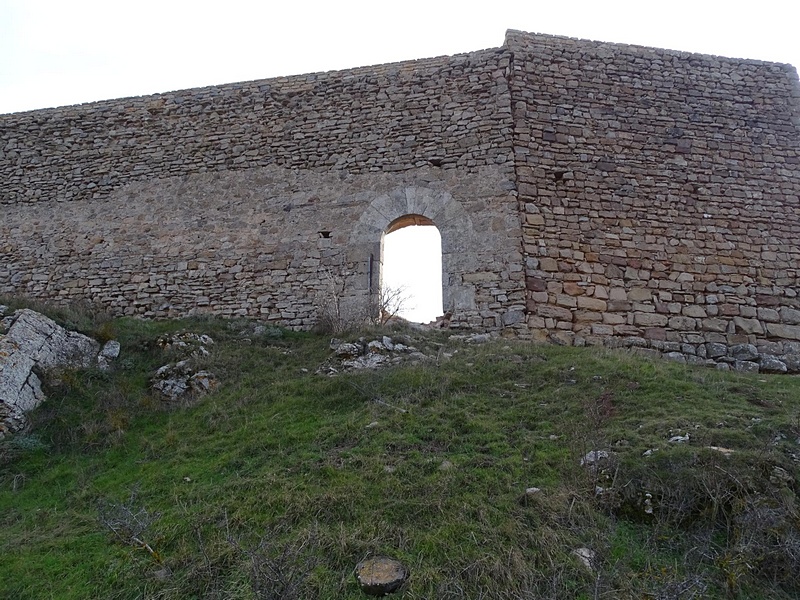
0,309,104,437
2,30,799,349
510,31,800,358
355,557,408,596
5,309,100,369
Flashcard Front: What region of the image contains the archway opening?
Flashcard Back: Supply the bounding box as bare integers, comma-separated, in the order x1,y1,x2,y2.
381,214,443,324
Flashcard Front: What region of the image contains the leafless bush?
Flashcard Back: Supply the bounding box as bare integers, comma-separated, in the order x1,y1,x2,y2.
228,522,318,600
314,269,410,333
98,486,162,563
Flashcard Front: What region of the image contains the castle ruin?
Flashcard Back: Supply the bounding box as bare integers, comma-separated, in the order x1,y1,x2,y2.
2,30,800,367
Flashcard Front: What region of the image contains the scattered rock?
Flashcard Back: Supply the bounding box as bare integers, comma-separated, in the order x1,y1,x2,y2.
525,487,541,496
156,332,213,357
643,492,654,515
572,548,595,572
438,460,454,471
97,340,122,371
669,434,690,444
334,342,361,358
320,336,428,374
580,450,610,466
6,309,100,370
151,361,218,402
643,448,658,457
706,446,735,456
770,466,794,486
355,556,408,596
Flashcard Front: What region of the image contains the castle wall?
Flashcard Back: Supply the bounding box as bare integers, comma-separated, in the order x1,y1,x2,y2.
1,49,526,329
2,31,800,357
507,31,800,364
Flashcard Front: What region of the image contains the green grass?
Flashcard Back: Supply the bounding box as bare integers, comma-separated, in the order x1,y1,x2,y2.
1,307,799,598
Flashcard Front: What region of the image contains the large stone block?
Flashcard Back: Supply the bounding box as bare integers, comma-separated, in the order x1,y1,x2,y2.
633,313,668,327
767,323,800,340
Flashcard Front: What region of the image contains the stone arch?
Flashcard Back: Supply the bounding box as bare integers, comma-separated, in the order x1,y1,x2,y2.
349,186,477,314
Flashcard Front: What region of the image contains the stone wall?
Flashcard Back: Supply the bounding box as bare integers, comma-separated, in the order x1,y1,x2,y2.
507,31,800,369
1,48,526,330
2,30,799,355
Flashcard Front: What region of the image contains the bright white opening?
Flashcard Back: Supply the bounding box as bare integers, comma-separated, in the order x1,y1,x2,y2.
382,224,443,323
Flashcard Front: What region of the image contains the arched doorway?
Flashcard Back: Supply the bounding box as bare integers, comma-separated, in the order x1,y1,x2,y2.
381,214,443,323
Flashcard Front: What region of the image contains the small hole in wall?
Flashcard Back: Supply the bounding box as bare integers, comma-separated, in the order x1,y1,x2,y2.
318,231,332,239
428,158,443,168
553,171,565,181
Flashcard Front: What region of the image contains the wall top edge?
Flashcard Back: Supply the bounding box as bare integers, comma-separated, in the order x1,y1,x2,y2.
0,46,507,119
504,29,798,74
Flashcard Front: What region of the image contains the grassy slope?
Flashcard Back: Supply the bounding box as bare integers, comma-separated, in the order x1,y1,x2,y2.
1,310,799,599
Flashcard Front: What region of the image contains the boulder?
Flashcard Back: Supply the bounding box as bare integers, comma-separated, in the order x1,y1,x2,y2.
0,309,113,438
355,557,408,596
6,309,99,370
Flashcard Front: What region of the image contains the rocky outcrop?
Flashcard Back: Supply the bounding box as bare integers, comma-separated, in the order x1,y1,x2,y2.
0,308,116,437
150,332,218,402
318,336,431,375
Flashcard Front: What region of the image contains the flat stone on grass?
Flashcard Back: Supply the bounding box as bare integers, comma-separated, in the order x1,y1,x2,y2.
355,556,408,596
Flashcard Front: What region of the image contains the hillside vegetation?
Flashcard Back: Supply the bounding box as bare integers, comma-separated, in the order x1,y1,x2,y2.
1,300,799,599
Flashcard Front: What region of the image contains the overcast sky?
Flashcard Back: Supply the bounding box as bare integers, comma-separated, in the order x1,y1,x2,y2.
1,0,799,115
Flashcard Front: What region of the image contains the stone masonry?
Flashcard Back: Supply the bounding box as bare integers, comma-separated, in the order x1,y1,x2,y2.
1,30,799,368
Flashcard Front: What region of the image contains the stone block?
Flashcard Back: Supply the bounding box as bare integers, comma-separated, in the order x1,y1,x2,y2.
577,296,607,311
614,325,642,336
537,305,572,321
782,354,800,374
563,282,585,296
767,323,800,340
644,327,666,341
734,360,760,374
757,307,780,323
706,342,728,358
634,313,668,327
574,310,603,323
701,318,727,333
733,317,764,335
759,355,787,373
682,305,707,318
668,316,696,331
602,313,625,325
779,307,800,325
627,287,652,301
539,258,558,272
591,323,614,336
729,343,759,361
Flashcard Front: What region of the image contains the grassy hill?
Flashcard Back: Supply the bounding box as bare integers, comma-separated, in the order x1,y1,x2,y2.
1,301,799,599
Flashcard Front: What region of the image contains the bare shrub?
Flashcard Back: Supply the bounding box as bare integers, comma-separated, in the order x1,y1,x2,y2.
229,522,318,600
314,269,410,333
98,486,162,563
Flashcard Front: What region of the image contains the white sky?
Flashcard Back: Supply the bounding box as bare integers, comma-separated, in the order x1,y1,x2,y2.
383,226,443,323
1,0,798,115
2,0,798,322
